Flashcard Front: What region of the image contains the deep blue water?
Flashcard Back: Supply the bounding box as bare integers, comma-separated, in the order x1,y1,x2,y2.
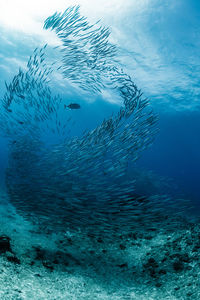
139,111,200,205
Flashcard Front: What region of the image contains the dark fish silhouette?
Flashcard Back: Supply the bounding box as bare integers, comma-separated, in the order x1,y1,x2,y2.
17,94,25,99
65,103,80,110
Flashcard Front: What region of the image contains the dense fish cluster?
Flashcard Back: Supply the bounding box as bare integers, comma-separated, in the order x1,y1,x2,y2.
44,5,118,93
0,6,190,236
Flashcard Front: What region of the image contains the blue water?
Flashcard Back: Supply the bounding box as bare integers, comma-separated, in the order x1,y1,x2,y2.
139,111,200,204
0,1,199,215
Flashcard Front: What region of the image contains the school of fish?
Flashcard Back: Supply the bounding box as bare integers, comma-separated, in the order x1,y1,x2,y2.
0,6,190,236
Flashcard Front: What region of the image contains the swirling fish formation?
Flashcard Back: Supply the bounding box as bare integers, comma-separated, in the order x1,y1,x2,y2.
0,6,188,236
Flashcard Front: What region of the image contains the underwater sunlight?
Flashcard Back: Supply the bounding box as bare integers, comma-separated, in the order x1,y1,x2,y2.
0,2,199,299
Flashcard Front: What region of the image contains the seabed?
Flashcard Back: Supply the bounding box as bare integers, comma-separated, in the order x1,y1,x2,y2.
0,190,199,300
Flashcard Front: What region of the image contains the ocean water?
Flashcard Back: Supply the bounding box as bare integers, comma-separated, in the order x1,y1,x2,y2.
0,1,199,299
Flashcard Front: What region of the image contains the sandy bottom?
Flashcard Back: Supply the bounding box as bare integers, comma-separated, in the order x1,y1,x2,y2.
0,191,199,300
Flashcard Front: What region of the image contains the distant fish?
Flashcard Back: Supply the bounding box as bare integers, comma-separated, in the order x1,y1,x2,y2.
17,94,25,99
65,103,81,110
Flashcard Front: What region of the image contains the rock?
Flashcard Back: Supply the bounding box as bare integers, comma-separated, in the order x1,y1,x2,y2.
146,258,159,268
173,260,184,272
42,261,54,271
155,282,162,287
117,263,128,268
143,257,159,278
33,246,46,260
149,268,157,278
158,269,166,275
7,254,20,264
119,244,126,250
53,259,59,264
0,236,12,253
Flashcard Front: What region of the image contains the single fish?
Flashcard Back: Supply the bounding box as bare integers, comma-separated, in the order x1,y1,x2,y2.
17,94,25,99
65,103,81,110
